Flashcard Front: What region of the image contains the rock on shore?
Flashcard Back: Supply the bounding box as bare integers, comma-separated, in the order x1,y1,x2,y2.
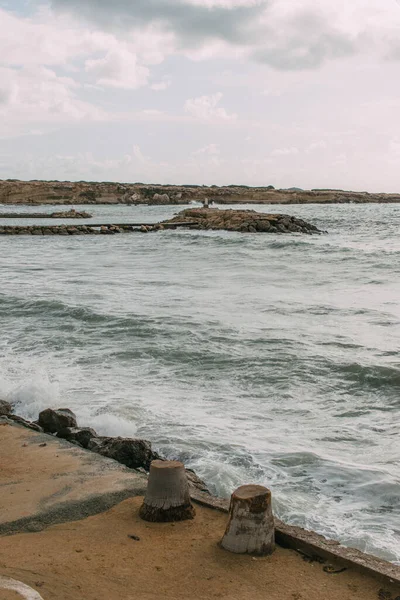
163,208,321,234
28,407,210,493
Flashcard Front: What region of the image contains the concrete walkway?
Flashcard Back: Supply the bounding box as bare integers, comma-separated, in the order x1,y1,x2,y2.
0,421,146,535
0,421,399,600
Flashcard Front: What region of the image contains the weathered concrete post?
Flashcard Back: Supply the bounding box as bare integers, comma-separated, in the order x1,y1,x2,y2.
139,460,196,522
220,484,275,555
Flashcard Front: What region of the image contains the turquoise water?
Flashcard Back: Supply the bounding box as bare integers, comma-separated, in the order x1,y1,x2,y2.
0,202,399,562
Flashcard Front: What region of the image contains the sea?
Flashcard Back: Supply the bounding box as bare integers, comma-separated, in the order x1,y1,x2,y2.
0,202,399,563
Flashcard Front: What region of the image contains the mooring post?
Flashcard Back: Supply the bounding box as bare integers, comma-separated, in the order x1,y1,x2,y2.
220,484,275,555
139,460,196,522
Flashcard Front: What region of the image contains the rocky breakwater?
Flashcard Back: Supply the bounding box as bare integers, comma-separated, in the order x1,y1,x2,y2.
0,224,136,235
162,208,322,234
0,209,92,219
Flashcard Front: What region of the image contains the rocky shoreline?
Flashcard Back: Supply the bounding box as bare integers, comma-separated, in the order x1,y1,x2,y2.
1,179,400,206
0,400,209,495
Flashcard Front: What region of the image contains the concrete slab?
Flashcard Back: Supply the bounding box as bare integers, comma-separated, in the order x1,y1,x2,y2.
1,496,399,600
0,421,147,535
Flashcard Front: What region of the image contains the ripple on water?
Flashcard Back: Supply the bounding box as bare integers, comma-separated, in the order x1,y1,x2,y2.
0,202,399,563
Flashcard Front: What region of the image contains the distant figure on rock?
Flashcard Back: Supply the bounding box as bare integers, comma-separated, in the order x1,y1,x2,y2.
203,198,209,209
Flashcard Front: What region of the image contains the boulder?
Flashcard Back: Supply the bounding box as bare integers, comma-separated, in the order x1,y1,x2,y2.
38,408,78,433
57,426,97,449
88,436,161,471
0,399,12,416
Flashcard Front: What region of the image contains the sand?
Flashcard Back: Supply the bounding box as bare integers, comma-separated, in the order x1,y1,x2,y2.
1,497,399,600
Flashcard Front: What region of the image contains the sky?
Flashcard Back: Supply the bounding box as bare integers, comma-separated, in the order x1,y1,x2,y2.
1,0,400,190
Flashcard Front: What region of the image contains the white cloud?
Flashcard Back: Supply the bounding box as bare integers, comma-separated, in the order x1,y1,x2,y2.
85,48,149,89
151,79,172,91
184,92,237,121
0,66,106,138
194,143,220,155
271,147,299,156
307,141,328,153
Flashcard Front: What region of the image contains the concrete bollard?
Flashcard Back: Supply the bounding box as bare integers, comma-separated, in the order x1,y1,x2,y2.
220,484,275,555
139,460,196,522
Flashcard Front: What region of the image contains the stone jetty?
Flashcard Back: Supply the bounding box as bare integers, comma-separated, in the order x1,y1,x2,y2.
0,208,321,235
0,208,91,219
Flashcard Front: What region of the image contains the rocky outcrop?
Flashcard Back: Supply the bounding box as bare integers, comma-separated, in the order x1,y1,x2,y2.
88,436,161,471
38,408,78,433
163,208,321,234
0,400,12,416
56,426,97,449
1,179,400,206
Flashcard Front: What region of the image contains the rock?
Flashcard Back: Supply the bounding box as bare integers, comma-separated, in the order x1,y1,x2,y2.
153,193,170,203
57,426,97,449
8,414,43,432
185,469,211,495
88,436,161,471
38,408,78,434
0,399,12,416
256,220,271,232
161,208,321,235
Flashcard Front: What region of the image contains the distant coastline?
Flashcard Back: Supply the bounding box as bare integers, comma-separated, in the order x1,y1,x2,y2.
1,179,400,206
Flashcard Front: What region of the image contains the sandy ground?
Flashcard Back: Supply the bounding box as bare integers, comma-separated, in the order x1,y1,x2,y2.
1,496,399,600
1,422,399,600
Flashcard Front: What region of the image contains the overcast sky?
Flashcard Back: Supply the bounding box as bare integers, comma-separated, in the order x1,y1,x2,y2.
1,0,400,190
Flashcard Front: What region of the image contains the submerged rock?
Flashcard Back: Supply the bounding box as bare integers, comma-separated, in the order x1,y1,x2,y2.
162,208,321,234
38,408,78,433
88,436,161,471
57,426,97,448
0,400,12,416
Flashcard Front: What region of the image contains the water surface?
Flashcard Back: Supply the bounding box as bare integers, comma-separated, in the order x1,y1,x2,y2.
0,202,399,562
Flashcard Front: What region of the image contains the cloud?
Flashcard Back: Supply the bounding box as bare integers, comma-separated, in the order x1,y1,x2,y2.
271,147,299,156
0,66,106,138
185,93,237,121
194,143,220,155
47,0,374,71
51,0,266,48
151,79,172,91
307,141,327,153
85,48,149,89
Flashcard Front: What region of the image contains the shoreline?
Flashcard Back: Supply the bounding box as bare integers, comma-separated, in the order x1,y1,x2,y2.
2,179,400,206
1,401,399,589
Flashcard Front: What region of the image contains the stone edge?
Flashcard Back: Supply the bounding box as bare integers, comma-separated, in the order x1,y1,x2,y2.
190,489,400,586
2,416,399,586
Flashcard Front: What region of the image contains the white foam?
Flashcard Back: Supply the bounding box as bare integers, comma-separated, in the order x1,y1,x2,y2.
4,374,60,421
